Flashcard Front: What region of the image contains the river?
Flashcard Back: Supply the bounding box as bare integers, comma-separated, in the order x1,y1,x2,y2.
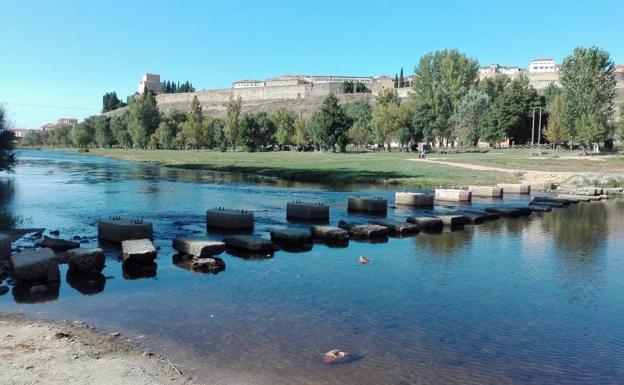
1,150,623,385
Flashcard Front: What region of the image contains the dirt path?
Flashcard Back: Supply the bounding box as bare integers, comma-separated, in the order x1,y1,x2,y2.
0,314,198,385
407,158,576,184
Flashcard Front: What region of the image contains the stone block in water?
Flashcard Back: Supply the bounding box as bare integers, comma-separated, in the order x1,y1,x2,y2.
206,208,254,231
270,228,313,248
310,225,349,245
434,189,472,202
10,248,60,283
347,197,387,214
497,183,531,194
121,239,157,265
98,217,153,243
337,221,389,240
394,192,434,207
406,216,444,232
0,234,10,260
468,186,502,198
172,237,225,257
66,248,105,273
529,182,554,192
286,202,329,221
39,236,80,252
223,235,274,252
370,219,420,236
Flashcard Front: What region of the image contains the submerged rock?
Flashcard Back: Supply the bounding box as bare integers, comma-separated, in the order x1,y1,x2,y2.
190,257,226,273
359,256,371,264
322,349,349,364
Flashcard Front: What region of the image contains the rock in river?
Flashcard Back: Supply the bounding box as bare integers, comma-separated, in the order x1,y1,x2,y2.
10,248,60,283
39,236,80,252
121,239,157,265
66,248,105,273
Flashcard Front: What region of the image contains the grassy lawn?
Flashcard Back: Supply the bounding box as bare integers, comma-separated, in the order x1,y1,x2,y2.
429,149,624,173
88,149,518,187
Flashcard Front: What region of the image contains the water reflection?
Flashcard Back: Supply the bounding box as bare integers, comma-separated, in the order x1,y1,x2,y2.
122,262,158,279
12,282,59,304
414,226,475,258
66,270,106,295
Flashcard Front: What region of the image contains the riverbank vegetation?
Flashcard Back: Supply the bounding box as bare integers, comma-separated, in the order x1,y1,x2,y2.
20,46,621,154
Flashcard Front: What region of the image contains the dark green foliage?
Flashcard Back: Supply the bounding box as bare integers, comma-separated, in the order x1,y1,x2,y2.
238,114,260,151
314,95,352,152
0,105,15,171
162,80,195,94
128,91,160,148
399,67,404,88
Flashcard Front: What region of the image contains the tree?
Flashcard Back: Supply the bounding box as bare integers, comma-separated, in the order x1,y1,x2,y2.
412,49,479,144
155,119,176,149
71,120,95,148
0,105,16,171
272,108,297,149
376,88,400,107
255,112,276,150
481,75,541,145
399,67,404,87
51,124,72,147
394,74,398,88
92,115,113,147
128,91,160,148
292,117,310,148
543,82,562,106
110,111,132,148
344,100,374,149
561,46,616,143
102,92,126,113
477,75,510,101
224,96,242,150
341,80,354,94
452,90,490,146
238,114,260,151
618,105,624,142
372,96,413,150
314,95,351,152
181,96,204,149
543,94,569,153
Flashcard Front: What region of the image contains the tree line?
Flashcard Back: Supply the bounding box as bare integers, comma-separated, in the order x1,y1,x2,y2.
23,46,623,151
161,80,195,94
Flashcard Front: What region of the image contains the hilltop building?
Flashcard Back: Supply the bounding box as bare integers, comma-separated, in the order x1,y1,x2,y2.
137,73,163,94
528,58,559,73
478,64,521,80
40,118,78,131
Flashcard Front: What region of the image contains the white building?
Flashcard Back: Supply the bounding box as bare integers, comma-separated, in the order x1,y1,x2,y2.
232,79,265,88
478,64,522,80
137,73,163,94
528,59,559,73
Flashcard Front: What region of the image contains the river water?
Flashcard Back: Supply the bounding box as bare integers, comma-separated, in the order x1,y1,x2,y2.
1,150,624,385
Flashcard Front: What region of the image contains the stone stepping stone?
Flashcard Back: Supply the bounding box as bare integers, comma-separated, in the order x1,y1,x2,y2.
172,237,225,257
337,221,389,240
98,217,153,243
406,216,444,233
269,228,313,248
370,219,420,236
10,248,60,283
66,248,105,273
223,235,274,252
121,239,157,265
310,225,349,246
206,209,254,231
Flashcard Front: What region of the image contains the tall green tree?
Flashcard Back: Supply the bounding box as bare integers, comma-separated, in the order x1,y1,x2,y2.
0,105,16,171
314,94,351,152
224,96,242,150
102,92,126,113
452,90,490,146
617,105,624,142
543,94,569,151
344,100,374,149
372,95,413,150
110,111,132,148
71,120,95,148
412,49,479,144
394,74,398,88
399,67,404,87
181,96,204,149
92,115,113,147
255,112,276,150
272,108,297,149
128,91,160,148
561,46,616,144
238,114,260,151
292,117,310,148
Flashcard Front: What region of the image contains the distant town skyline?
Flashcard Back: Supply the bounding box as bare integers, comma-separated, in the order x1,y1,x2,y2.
2,0,623,128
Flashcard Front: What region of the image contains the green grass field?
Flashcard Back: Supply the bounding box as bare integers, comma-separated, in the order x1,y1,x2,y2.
88,149,520,187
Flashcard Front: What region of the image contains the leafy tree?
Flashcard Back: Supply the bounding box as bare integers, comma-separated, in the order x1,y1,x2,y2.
110,111,132,148
71,120,95,148
341,80,354,94
399,67,404,87
292,117,310,148
481,75,541,145
618,105,624,142
238,114,260,151
0,105,16,171
412,49,479,144
543,82,562,106
51,124,72,147
181,96,204,149
313,95,351,152
344,100,374,149
355,82,369,93
255,112,276,150
128,90,160,148
376,88,400,107
543,94,569,151
372,96,413,150
224,96,242,150
477,75,510,101
155,120,175,149
561,46,616,143
272,108,297,149
92,115,113,147
102,92,126,113
452,90,490,146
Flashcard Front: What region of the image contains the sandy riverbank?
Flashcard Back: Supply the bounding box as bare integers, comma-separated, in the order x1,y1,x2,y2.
0,314,199,385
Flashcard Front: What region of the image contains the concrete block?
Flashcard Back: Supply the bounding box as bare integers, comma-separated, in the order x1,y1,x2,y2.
531,196,572,206
461,208,500,221
121,239,157,265
468,186,502,198
310,225,349,245
172,237,225,257
528,204,552,212
435,189,472,202
98,217,153,243
557,194,600,202
270,228,313,248
66,248,105,273
286,202,329,221
529,182,554,192
10,248,60,283
206,208,254,231
395,192,434,207
484,207,531,217
370,219,420,236
452,211,487,224
497,184,531,194
0,234,10,260
223,235,274,253
604,187,624,195
406,216,444,232
347,197,387,214
337,221,389,240
427,215,465,229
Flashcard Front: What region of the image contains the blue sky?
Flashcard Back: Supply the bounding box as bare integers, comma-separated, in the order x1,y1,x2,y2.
2,0,623,128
